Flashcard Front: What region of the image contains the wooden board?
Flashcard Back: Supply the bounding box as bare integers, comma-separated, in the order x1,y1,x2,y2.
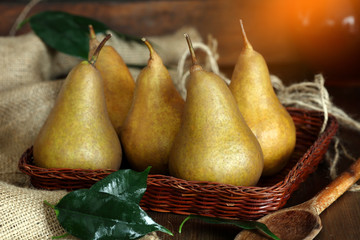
0,0,300,70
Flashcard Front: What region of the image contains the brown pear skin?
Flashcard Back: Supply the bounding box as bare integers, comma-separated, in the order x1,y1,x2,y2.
169,34,263,186
89,25,135,134
33,34,122,170
229,20,296,176
120,38,184,174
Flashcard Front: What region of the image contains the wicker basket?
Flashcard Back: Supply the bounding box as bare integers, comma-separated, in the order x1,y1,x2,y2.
19,107,338,220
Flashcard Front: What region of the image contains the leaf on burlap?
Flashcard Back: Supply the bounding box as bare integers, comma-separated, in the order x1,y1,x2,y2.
55,190,171,240
47,167,172,240
23,11,142,59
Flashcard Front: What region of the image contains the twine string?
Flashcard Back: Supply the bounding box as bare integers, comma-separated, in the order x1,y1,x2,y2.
177,37,231,98
271,74,329,133
9,0,44,36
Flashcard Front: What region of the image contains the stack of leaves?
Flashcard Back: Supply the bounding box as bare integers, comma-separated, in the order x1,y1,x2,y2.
45,167,172,239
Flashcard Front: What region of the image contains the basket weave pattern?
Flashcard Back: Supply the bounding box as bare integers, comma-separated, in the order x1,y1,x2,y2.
19,108,338,220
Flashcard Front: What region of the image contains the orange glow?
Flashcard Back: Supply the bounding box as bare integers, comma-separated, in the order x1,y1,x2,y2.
259,0,360,77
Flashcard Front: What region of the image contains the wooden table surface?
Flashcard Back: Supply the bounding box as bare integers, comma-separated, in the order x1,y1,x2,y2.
147,83,360,240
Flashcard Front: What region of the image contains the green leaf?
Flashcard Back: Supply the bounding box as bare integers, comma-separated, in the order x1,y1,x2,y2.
90,167,150,204
46,167,172,239
179,215,280,240
26,11,142,59
55,189,172,240
28,11,107,59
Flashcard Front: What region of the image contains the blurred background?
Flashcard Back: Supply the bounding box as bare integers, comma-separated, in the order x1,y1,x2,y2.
1,0,359,85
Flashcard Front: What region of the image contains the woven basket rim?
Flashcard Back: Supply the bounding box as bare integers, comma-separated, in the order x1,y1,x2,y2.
18,107,339,220
19,107,338,190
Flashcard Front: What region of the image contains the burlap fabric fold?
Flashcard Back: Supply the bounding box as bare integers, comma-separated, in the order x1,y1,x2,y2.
0,27,202,239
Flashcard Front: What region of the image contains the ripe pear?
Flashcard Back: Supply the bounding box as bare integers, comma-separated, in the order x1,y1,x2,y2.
120,38,184,174
88,25,135,134
33,34,122,170
229,20,296,176
169,34,263,186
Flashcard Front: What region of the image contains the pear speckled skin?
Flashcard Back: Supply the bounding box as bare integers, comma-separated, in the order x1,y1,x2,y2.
169,35,263,186
229,21,296,176
33,61,122,170
120,39,184,174
89,26,135,135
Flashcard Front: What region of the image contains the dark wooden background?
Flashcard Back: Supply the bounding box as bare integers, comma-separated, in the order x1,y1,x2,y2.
1,0,360,85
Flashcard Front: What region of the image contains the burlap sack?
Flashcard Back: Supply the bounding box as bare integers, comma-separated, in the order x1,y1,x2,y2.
0,27,202,239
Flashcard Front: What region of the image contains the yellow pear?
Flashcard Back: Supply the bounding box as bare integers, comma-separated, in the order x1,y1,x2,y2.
169,34,263,186
88,25,135,134
229,20,296,176
33,34,122,170
120,38,184,174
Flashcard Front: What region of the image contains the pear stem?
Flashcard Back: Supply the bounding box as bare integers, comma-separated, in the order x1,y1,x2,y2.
239,19,253,50
88,24,97,40
142,38,154,59
184,33,198,65
89,33,111,66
